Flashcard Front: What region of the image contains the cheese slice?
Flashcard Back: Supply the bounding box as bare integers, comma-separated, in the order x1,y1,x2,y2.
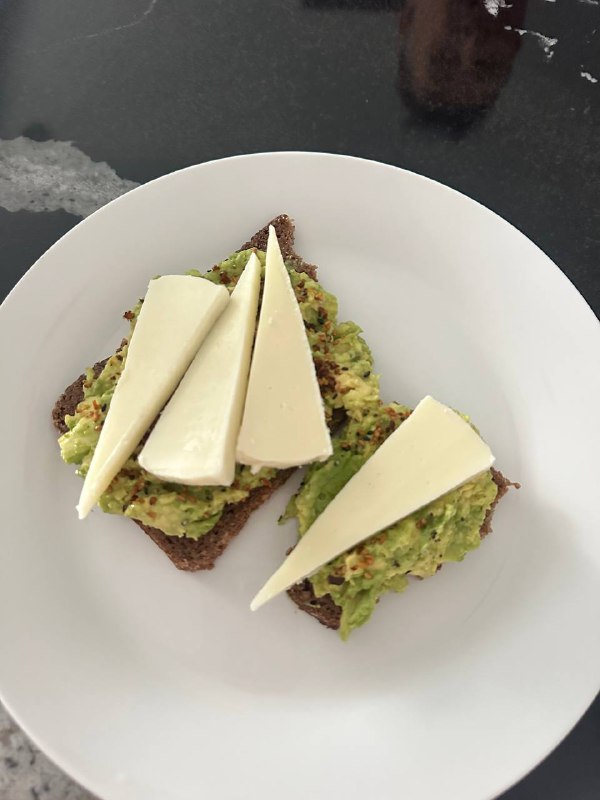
236,226,332,469
250,396,495,610
138,254,261,486
77,275,229,519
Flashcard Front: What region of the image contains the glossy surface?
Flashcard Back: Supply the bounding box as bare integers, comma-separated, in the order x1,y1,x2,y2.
0,2,598,799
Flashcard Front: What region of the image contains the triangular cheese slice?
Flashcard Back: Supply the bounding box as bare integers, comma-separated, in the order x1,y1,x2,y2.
138,253,261,486
251,396,495,610
236,226,332,469
77,275,229,518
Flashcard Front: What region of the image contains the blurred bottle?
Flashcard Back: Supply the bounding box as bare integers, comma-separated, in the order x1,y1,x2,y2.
397,0,527,122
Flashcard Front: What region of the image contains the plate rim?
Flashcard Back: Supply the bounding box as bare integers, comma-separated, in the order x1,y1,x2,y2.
2,151,599,328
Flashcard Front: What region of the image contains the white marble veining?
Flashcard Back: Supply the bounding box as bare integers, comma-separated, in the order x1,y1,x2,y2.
1,137,135,798
503,25,559,60
83,0,159,41
0,705,96,800
0,137,138,218
580,70,599,83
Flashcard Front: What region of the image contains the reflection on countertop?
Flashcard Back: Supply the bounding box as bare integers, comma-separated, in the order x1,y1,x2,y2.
397,0,527,124
305,0,531,129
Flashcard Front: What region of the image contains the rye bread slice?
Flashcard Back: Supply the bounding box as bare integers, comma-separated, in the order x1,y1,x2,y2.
52,215,312,571
287,468,517,631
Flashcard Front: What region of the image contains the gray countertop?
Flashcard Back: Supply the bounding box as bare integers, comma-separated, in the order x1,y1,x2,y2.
0,706,93,800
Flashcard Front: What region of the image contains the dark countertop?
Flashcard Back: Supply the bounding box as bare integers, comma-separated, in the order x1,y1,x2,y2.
0,1,598,798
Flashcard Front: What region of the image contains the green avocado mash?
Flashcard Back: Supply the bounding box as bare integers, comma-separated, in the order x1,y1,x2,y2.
58,249,379,538
283,404,499,639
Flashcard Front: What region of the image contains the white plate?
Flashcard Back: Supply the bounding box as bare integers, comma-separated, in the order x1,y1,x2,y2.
1,153,599,800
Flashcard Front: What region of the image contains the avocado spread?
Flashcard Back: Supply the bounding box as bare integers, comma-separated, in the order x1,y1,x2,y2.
283,404,499,639
59,248,499,638
58,249,379,538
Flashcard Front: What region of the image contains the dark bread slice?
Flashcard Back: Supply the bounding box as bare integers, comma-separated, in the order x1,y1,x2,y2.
53,358,108,434
287,468,517,631
138,469,293,570
52,215,312,570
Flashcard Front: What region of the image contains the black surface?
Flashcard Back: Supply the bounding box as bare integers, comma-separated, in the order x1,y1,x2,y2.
0,1,598,798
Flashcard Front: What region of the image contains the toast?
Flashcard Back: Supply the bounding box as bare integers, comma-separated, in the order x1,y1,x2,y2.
52,215,312,570
287,467,515,631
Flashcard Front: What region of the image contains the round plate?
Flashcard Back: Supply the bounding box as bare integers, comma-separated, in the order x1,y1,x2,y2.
1,153,599,800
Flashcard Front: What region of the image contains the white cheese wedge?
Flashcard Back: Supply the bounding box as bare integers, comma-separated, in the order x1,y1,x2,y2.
77,275,229,519
138,254,261,486
250,396,495,610
236,226,332,470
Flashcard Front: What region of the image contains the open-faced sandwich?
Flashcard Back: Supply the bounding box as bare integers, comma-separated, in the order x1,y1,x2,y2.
53,214,516,638
253,397,515,638
53,216,377,569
